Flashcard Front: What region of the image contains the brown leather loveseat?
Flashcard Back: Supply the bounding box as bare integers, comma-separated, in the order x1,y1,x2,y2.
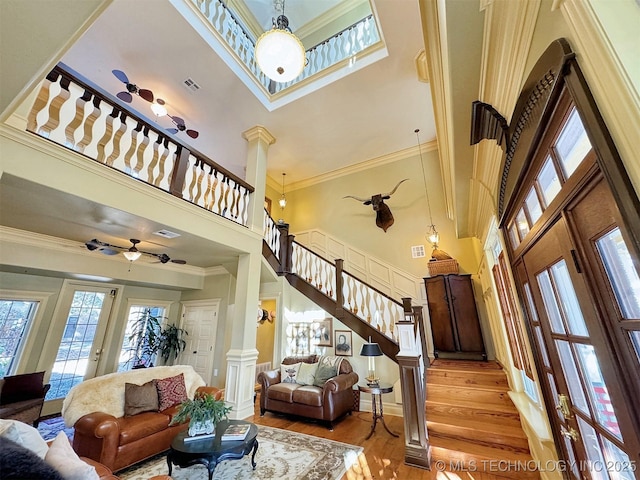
61,365,221,472
258,355,358,430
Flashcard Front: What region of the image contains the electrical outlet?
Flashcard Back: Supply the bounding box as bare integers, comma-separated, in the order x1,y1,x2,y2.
213,369,218,376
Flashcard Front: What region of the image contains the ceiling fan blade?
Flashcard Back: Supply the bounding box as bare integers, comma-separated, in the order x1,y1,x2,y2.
171,259,187,265
117,91,133,103
169,115,184,125
138,89,154,103
112,69,129,84
85,239,101,251
167,128,179,134
186,129,199,139
99,247,119,256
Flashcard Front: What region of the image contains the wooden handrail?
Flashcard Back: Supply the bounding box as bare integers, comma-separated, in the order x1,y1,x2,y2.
52,62,253,193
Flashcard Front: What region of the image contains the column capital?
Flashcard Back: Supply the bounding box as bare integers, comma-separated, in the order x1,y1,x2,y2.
242,125,276,145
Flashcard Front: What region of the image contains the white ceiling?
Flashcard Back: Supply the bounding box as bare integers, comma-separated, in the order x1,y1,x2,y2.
59,0,436,186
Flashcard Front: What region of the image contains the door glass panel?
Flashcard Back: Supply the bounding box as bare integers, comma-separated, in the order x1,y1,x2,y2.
524,283,538,321
601,437,635,480
538,270,566,334
551,261,589,336
525,187,543,224
538,156,561,206
0,300,38,376
574,343,621,439
509,224,520,248
556,340,589,414
555,108,592,179
576,416,608,480
548,372,564,422
563,435,580,479
630,331,640,364
516,208,530,239
596,227,640,319
47,291,105,400
536,326,550,367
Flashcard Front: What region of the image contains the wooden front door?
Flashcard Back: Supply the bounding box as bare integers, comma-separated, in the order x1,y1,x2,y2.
517,174,640,479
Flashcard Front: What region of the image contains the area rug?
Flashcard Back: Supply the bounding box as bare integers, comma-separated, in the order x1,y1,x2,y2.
38,416,74,442
118,425,362,480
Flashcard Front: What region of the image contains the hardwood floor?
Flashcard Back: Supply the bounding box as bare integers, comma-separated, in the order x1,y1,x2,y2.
249,393,519,480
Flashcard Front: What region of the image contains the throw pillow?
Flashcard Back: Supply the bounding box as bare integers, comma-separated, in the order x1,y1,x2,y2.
313,364,338,387
0,418,49,458
156,373,188,411
296,362,318,386
124,379,159,416
280,362,302,384
0,436,64,480
0,371,45,404
45,431,99,480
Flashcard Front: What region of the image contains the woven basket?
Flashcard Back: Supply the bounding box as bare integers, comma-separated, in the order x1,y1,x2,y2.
428,259,459,276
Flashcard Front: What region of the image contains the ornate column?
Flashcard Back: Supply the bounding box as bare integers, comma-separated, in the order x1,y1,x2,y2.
225,126,275,419
242,125,275,235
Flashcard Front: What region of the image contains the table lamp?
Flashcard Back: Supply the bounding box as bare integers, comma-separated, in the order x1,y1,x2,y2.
360,337,383,386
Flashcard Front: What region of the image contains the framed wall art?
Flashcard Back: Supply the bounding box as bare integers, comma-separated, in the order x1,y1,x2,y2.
313,318,332,347
334,330,352,356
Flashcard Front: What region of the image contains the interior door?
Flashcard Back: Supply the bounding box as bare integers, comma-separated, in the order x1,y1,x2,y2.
41,283,116,414
178,300,219,384
522,215,639,479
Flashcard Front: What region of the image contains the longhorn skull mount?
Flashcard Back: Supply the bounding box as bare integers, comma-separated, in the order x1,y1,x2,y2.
344,179,409,232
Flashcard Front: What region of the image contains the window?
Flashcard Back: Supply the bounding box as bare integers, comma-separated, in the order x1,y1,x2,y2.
555,107,592,179
492,253,534,384
118,304,167,371
0,299,39,376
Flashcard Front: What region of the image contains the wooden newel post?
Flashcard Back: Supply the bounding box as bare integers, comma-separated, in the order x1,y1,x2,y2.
276,223,290,273
396,299,431,469
335,259,344,320
169,146,190,198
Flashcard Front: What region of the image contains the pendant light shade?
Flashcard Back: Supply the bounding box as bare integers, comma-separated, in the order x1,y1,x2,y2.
255,5,306,84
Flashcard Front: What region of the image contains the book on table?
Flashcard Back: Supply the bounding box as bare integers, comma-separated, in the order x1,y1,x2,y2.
221,424,250,441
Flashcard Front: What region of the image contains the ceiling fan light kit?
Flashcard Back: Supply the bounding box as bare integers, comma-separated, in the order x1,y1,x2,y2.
85,238,186,265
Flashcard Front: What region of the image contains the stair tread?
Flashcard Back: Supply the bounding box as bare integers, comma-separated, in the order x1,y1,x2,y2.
431,436,534,461
427,395,518,413
428,381,510,393
427,413,528,438
430,359,503,371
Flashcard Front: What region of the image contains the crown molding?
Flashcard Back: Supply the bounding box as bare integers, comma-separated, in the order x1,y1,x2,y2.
420,0,456,222
266,140,438,192
414,50,429,83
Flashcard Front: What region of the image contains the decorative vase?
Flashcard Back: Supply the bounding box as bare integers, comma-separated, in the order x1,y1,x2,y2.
188,418,215,436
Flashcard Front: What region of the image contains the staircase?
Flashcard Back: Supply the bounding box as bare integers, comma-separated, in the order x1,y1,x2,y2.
427,359,540,479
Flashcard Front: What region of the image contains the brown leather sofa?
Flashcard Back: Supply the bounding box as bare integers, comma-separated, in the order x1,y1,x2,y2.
258,355,358,430
73,384,220,472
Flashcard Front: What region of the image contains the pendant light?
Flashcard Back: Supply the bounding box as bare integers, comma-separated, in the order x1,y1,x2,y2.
415,129,439,249
255,0,306,83
279,173,287,209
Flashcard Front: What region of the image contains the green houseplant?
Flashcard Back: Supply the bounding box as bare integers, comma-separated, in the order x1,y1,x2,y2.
127,309,188,368
170,393,232,436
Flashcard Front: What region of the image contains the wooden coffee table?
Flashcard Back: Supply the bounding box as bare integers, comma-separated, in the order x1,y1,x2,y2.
167,419,258,480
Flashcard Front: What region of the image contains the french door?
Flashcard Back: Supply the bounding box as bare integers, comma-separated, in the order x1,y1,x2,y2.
516,176,640,479
41,282,116,414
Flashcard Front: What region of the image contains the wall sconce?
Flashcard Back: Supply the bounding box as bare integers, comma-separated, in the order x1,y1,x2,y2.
360,337,383,386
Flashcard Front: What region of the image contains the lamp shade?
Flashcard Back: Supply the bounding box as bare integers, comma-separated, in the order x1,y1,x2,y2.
255,28,305,83
360,342,383,357
123,250,141,262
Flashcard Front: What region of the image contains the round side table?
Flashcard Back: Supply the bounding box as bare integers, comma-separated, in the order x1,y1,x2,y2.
358,382,399,440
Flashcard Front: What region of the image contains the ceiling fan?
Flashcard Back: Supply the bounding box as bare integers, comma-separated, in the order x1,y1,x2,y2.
85,238,186,265
112,69,157,104
167,115,199,139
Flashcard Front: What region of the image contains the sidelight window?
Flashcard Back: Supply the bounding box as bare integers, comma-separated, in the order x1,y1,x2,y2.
0,299,39,376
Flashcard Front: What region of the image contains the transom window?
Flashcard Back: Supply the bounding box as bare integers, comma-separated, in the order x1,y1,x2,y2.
508,106,592,248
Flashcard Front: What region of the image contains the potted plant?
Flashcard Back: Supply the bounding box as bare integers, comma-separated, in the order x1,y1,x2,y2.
127,309,188,368
170,393,232,436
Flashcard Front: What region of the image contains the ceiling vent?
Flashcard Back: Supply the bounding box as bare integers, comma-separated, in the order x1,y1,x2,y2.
153,229,181,239
183,78,201,93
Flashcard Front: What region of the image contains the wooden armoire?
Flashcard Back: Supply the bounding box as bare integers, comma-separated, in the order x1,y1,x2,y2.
424,274,486,360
